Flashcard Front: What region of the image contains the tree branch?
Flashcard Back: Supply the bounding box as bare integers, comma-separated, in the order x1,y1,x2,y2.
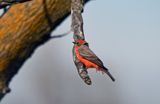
0,0,89,101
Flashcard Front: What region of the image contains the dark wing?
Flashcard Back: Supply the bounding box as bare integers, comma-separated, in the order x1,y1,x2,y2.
78,45,104,67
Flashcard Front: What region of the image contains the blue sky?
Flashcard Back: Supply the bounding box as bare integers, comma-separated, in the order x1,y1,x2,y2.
1,0,160,104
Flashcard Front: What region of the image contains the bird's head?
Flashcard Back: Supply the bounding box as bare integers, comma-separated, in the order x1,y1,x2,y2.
73,40,88,46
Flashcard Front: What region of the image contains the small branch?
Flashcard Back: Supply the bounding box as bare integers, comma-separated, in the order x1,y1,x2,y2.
71,0,85,40
71,0,92,85
50,30,71,39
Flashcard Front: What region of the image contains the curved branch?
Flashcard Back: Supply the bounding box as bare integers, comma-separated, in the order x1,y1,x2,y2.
0,0,89,101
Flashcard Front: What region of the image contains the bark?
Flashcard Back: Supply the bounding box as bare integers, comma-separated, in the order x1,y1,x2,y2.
0,0,89,101
0,0,31,9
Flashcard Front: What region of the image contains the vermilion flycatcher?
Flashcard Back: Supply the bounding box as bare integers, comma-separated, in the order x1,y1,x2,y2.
73,44,92,85
73,39,115,82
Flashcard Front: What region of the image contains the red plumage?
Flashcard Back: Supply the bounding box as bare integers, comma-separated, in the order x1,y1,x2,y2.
73,40,115,82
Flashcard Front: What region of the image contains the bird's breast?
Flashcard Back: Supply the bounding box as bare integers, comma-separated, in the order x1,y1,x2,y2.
75,47,98,69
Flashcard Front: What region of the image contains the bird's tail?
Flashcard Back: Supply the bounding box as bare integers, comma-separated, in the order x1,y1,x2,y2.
102,67,115,82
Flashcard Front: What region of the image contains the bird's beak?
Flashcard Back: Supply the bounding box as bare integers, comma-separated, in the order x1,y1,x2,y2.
72,42,76,44
84,42,89,46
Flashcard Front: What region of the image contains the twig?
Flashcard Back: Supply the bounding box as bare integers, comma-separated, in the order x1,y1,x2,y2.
50,30,71,39
71,0,85,40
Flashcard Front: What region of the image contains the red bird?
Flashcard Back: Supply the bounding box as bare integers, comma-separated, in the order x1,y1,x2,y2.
73,40,115,82
73,45,92,85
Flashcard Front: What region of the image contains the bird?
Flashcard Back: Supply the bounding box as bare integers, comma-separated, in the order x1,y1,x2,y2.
73,39,115,82
73,44,92,85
